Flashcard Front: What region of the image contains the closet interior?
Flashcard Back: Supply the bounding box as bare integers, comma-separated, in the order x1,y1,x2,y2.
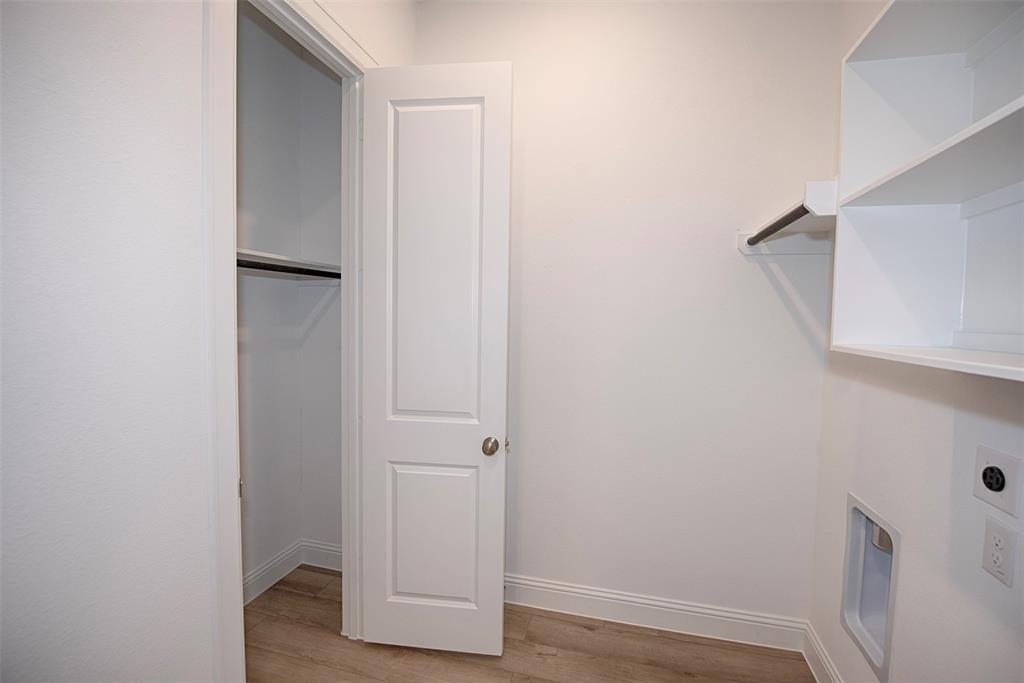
236,0,345,610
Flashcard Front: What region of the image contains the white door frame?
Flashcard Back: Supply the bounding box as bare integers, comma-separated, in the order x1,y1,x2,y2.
202,0,369,677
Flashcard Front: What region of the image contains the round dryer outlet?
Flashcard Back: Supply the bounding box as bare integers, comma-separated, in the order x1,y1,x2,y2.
982,465,1006,493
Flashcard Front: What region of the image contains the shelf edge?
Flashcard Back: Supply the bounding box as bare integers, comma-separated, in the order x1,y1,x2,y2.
839,93,1024,207
236,247,341,273
831,344,1024,382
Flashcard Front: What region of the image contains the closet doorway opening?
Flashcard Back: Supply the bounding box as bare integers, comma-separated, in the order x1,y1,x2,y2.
233,0,362,651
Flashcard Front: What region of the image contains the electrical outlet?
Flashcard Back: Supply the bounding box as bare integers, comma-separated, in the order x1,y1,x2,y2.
982,517,1017,587
973,446,1021,517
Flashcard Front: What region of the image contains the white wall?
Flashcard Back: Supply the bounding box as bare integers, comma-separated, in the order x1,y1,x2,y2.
297,284,343,551
238,276,305,574
1,2,356,675
319,0,417,66
812,358,1024,683
237,275,343,581
413,1,852,623
1,2,218,680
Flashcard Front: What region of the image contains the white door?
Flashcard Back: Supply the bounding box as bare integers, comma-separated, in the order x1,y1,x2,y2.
361,62,512,655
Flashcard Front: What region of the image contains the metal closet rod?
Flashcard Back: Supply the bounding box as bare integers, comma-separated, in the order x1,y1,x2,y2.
746,204,810,246
236,258,341,280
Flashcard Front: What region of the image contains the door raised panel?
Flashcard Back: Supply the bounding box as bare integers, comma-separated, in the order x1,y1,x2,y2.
388,99,483,422
387,462,479,605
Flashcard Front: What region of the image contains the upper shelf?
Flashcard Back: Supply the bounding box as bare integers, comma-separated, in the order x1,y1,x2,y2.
848,1,1024,62
842,95,1024,207
236,248,341,280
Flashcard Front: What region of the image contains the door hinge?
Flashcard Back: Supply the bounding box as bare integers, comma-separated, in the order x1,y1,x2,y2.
505,437,510,454
238,479,244,499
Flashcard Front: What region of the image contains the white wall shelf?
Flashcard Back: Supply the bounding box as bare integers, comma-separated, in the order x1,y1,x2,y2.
842,95,1024,207
237,247,341,279
831,0,1024,383
832,344,1024,383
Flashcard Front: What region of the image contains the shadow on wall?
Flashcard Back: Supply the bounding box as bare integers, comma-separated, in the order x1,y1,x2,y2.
747,251,833,356
237,275,341,351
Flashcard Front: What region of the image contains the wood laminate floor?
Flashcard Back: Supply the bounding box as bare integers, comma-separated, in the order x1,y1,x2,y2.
244,565,815,682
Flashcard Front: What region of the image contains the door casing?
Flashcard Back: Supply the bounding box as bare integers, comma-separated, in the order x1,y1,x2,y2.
202,1,368,677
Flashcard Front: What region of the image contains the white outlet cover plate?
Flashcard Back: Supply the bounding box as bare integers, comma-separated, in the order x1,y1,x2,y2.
973,446,1021,517
982,517,1017,587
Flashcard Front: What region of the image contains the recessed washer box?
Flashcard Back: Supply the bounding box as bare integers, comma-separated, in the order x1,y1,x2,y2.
842,494,900,683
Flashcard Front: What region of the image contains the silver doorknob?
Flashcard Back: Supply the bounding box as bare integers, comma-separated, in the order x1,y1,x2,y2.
482,437,500,456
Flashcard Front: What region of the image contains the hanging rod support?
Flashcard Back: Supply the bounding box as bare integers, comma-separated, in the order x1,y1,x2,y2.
746,204,811,246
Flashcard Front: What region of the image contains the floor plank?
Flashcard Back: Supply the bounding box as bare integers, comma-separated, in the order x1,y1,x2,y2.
446,637,693,683
246,645,381,682
244,572,815,682
317,576,343,603
247,586,343,633
525,613,813,683
299,564,343,578
386,647,514,683
275,566,336,597
244,608,267,634
247,618,405,680
504,609,531,641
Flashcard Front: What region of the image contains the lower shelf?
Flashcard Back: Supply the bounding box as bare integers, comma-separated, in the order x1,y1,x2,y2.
832,344,1024,383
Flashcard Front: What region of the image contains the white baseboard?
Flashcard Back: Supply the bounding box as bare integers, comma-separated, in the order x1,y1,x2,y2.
504,573,807,650
244,540,303,604
300,538,343,572
243,538,342,604
504,573,841,683
803,623,842,683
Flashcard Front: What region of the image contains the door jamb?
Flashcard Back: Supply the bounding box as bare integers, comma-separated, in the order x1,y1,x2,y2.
203,1,367,677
